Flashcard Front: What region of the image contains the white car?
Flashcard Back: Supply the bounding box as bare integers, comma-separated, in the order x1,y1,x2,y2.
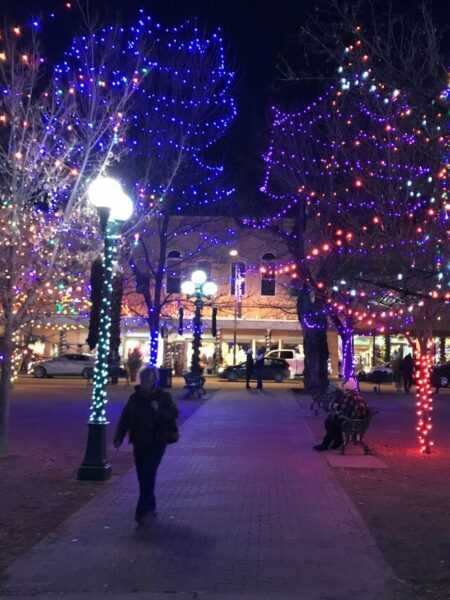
32,353,96,378
265,349,304,377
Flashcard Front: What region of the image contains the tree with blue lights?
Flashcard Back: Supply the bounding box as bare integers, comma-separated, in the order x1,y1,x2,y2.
119,15,237,365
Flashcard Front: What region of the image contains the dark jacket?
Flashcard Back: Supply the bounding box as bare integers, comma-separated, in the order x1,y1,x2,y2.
245,353,254,373
400,355,414,376
114,385,179,447
254,352,264,371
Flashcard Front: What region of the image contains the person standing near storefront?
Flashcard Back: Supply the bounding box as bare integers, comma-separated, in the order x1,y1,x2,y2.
400,353,414,393
245,349,254,389
254,347,265,390
391,354,402,392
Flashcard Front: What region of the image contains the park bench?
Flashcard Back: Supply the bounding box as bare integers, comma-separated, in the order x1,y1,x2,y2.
310,386,337,415
183,373,206,398
340,408,378,455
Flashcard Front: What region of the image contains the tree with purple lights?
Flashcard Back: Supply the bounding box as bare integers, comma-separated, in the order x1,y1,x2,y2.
0,22,141,455
258,2,450,451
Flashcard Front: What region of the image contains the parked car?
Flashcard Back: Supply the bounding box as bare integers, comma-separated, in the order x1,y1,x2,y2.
357,364,393,383
432,362,450,388
218,358,290,383
32,353,96,378
265,349,304,377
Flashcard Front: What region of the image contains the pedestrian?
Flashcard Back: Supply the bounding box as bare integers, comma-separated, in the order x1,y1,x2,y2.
113,366,179,526
391,355,402,392
254,347,265,390
431,366,441,395
245,349,254,389
108,353,120,385
400,353,414,393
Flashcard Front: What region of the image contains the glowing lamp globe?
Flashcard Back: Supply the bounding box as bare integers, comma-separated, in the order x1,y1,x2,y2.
191,270,207,285
109,192,133,222
202,281,218,296
87,177,123,210
181,281,196,295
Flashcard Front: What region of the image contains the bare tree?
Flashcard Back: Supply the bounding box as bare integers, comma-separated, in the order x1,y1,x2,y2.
0,22,142,455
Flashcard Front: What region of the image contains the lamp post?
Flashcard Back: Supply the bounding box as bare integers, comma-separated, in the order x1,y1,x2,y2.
181,270,217,376
78,177,133,481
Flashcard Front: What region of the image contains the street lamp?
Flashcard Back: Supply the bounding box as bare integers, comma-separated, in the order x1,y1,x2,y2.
181,270,217,376
78,176,133,481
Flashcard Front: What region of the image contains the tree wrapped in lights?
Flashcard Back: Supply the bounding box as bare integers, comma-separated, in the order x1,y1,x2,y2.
61,14,237,366
0,22,142,455
259,2,449,451
120,16,236,365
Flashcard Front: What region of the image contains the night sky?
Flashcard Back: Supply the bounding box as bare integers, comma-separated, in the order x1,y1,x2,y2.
5,0,450,202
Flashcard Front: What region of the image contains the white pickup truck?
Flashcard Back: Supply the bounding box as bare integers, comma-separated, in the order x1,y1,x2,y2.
265,349,304,378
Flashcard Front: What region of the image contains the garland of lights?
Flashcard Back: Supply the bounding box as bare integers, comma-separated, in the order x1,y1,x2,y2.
89,221,119,424
415,348,434,453
257,31,449,449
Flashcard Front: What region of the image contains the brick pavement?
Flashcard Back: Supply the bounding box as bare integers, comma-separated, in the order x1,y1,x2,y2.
2,387,399,599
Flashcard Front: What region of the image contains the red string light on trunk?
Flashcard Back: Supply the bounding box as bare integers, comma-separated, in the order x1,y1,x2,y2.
415,351,434,454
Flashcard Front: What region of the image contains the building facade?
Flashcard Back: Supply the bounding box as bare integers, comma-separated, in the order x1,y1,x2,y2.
19,218,449,376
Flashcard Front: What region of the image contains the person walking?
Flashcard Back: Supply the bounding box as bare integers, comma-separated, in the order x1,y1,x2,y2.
254,347,265,390
113,366,179,526
400,353,414,393
391,354,402,392
245,349,254,389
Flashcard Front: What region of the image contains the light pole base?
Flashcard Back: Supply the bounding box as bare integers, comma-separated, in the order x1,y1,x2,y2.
77,422,112,482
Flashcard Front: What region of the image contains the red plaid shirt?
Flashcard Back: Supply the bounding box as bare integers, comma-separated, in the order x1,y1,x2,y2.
336,391,369,420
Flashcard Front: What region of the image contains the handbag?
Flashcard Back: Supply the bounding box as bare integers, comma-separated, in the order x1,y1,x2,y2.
154,418,179,445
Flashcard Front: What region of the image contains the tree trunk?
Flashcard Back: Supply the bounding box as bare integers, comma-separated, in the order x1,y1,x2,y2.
340,328,355,381
109,273,124,358
297,287,329,393
86,257,103,351
415,336,434,454
0,313,14,456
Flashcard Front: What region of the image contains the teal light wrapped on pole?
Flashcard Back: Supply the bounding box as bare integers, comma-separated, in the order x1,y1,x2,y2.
78,177,133,481
89,218,120,424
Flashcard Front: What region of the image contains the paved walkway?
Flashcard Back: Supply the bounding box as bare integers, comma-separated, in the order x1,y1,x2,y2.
2,387,398,599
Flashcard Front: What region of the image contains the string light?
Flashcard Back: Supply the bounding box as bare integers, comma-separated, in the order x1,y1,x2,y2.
256,32,449,451
89,221,119,424
415,349,434,454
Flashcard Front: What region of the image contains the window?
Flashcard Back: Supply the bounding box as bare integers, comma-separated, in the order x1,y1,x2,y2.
261,253,276,296
197,260,212,280
230,262,246,296
279,350,293,360
166,250,182,294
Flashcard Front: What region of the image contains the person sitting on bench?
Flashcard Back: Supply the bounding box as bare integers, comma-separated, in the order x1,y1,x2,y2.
314,383,370,451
